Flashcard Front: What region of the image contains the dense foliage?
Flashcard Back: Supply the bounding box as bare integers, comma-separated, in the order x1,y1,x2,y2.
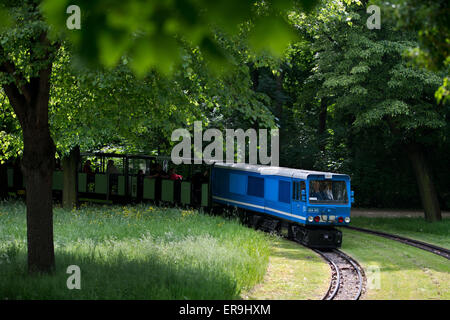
0,0,448,212
250,1,449,211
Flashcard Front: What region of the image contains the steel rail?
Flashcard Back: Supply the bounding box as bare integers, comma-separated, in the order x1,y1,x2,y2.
334,249,363,300
312,249,341,300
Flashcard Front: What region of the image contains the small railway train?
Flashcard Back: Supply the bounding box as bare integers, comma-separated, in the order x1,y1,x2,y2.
211,162,353,248
2,153,354,248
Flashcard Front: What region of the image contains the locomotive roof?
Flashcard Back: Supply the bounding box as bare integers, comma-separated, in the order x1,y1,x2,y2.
213,162,350,180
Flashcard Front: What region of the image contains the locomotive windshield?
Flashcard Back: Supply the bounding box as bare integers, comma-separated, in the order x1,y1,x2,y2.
308,180,348,204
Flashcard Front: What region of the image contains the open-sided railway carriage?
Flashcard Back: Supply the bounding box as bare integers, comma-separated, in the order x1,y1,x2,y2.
4,153,211,207
76,153,211,206
3,154,354,248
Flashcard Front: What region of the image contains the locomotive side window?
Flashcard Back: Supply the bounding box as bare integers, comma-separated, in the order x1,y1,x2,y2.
278,180,290,203
293,182,298,200
292,181,306,201
229,173,246,195
300,181,306,200
247,176,264,197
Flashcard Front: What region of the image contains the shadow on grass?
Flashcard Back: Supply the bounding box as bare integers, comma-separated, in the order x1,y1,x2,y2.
0,250,239,300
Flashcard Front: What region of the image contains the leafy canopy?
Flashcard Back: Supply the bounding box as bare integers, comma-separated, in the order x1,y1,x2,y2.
39,0,320,75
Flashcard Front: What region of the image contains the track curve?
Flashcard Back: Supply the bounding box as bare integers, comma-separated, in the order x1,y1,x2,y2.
313,249,364,300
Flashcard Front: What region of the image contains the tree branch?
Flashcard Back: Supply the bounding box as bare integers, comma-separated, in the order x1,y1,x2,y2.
2,82,27,125
0,46,32,104
31,32,60,124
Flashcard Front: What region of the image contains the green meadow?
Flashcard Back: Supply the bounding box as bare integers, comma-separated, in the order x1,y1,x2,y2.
0,201,270,299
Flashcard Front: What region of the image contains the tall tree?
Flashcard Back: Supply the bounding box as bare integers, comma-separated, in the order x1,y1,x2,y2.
307,1,445,221
0,1,60,272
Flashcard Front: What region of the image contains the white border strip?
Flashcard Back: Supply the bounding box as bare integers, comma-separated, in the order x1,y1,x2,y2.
212,196,306,221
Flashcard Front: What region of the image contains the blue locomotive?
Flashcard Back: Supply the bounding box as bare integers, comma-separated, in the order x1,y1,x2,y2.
211,162,354,248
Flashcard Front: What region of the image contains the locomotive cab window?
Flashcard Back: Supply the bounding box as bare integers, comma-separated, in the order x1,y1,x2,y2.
309,180,348,204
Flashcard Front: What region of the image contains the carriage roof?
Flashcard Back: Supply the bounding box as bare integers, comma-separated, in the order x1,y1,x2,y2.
213,162,349,180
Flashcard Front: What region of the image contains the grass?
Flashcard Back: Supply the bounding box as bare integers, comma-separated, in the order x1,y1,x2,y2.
241,236,329,300
348,217,450,249
340,228,450,300
0,201,271,300
3,200,448,300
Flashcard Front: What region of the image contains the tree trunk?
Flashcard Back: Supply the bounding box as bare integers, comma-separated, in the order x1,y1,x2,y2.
0,163,7,199
62,146,80,210
275,75,284,165
406,144,442,222
318,98,328,152
22,124,56,273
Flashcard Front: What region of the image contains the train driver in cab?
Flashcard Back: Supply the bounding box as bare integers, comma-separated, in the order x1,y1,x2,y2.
310,180,324,200
324,181,334,200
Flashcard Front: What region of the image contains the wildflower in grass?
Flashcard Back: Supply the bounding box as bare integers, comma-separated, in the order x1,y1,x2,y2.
0,253,11,264
181,209,196,218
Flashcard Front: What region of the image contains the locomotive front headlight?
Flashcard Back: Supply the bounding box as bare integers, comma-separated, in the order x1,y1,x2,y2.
344,217,350,223
308,216,314,222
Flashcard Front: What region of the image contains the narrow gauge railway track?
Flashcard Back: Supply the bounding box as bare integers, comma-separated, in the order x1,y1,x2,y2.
312,249,364,300
343,226,450,260
238,212,366,300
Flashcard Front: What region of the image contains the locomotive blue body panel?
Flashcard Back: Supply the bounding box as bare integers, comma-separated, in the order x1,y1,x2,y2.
211,163,352,226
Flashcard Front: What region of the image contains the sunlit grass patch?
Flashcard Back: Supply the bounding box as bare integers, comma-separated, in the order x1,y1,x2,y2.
340,229,450,300
0,201,270,300
241,236,329,300
349,217,450,249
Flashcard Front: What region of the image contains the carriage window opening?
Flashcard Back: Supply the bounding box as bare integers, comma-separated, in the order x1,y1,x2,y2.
278,180,290,203
247,176,264,197
309,180,348,204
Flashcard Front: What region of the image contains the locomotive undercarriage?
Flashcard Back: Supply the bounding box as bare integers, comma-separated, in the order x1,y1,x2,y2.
236,208,342,249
